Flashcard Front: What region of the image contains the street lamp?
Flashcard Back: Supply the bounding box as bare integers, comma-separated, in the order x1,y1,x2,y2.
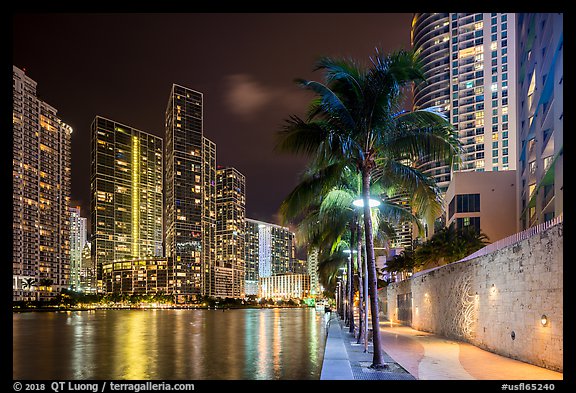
352,198,381,208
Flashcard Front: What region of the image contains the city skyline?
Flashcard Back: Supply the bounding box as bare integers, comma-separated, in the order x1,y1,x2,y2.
12,13,413,228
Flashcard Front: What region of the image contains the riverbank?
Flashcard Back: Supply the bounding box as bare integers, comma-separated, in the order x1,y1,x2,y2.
13,304,315,312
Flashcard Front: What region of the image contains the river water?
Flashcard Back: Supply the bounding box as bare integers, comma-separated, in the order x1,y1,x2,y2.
13,308,329,380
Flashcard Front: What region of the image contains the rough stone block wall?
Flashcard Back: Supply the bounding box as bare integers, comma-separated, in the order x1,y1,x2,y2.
383,223,563,372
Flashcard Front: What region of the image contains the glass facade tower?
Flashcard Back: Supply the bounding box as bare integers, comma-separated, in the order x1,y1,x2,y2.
215,167,246,298
165,84,216,298
90,116,163,291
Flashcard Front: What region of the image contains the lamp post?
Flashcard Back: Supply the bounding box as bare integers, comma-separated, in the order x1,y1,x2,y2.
353,197,380,353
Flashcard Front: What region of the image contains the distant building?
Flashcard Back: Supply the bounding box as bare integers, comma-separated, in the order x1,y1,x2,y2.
306,248,320,296
13,65,72,301
90,116,163,293
292,259,308,275
79,242,96,293
516,13,563,230
102,257,171,294
246,218,295,278
215,167,246,298
244,219,260,295
445,170,517,243
69,206,87,291
259,274,311,300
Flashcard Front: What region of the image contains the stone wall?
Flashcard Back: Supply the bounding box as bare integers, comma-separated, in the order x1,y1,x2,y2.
382,223,563,372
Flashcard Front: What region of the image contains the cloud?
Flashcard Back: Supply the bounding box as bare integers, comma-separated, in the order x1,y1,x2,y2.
223,74,305,120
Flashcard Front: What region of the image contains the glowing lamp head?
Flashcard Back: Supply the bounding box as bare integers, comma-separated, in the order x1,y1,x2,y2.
541,314,548,327
352,198,380,208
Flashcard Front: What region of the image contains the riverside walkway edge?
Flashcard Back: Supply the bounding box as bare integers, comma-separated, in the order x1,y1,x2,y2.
320,314,354,380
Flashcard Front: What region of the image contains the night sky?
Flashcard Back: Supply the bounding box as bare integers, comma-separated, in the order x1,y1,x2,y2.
12,13,412,231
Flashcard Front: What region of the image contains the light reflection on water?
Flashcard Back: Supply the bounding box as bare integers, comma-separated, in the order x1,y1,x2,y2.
13,308,329,380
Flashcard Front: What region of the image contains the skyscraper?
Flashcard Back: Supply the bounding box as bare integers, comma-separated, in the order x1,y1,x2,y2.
516,13,563,230
215,166,246,298
413,13,517,180
90,116,163,291
246,218,295,278
407,13,518,241
165,84,216,299
69,206,87,291
244,219,260,296
306,247,320,296
13,65,72,301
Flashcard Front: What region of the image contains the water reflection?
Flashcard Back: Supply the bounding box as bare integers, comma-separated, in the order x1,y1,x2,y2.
13,308,327,380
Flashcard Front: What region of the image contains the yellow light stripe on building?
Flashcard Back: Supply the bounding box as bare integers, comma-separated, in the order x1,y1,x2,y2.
132,135,139,258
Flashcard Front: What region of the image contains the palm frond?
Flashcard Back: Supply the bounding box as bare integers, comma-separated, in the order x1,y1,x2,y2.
275,115,331,157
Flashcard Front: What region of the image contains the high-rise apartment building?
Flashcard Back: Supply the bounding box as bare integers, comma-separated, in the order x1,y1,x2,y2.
413,13,517,183
407,13,518,242
90,116,163,291
246,218,295,278
165,84,216,299
69,206,87,291
244,219,260,295
306,247,320,296
13,65,72,301
516,13,563,230
214,166,246,298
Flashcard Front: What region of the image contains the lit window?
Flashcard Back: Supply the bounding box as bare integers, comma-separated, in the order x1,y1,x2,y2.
490,42,498,51
491,83,498,92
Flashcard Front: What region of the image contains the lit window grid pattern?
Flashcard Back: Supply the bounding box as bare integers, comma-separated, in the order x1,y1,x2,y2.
90,116,163,290
516,13,563,230
412,13,517,194
244,219,260,294
215,167,246,298
12,66,72,300
69,206,87,290
306,247,320,295
164,85,207,296
202,137,217,297
259,274,311,300
102,257,171,294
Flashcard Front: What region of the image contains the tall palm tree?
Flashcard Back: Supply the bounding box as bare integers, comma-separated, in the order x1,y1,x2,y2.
277,48,460,368
280,162,417,345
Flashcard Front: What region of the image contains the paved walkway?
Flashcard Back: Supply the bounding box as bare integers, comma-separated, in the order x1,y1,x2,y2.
321,315,563,380
378,321,563,380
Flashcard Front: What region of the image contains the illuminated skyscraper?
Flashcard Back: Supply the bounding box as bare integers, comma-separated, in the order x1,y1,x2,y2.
214,167,246,298
412,13,517,184
516,13,563,230
404,13,518,240
13,65,72,301
90,116,163,291
69,206,87,291
244,219,260,295
306,248,320,296
165,84,216,299
245,218,295,279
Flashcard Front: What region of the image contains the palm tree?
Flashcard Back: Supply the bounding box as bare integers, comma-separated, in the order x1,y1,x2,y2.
21,278,37,291
280,163,416,345
277,48,460,368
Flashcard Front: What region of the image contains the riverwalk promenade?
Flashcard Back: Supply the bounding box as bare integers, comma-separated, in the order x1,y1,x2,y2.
320,315,563,381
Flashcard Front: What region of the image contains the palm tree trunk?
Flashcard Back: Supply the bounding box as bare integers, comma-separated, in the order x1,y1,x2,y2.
356,220,364,344
361,166,386,368
348,228,355,334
